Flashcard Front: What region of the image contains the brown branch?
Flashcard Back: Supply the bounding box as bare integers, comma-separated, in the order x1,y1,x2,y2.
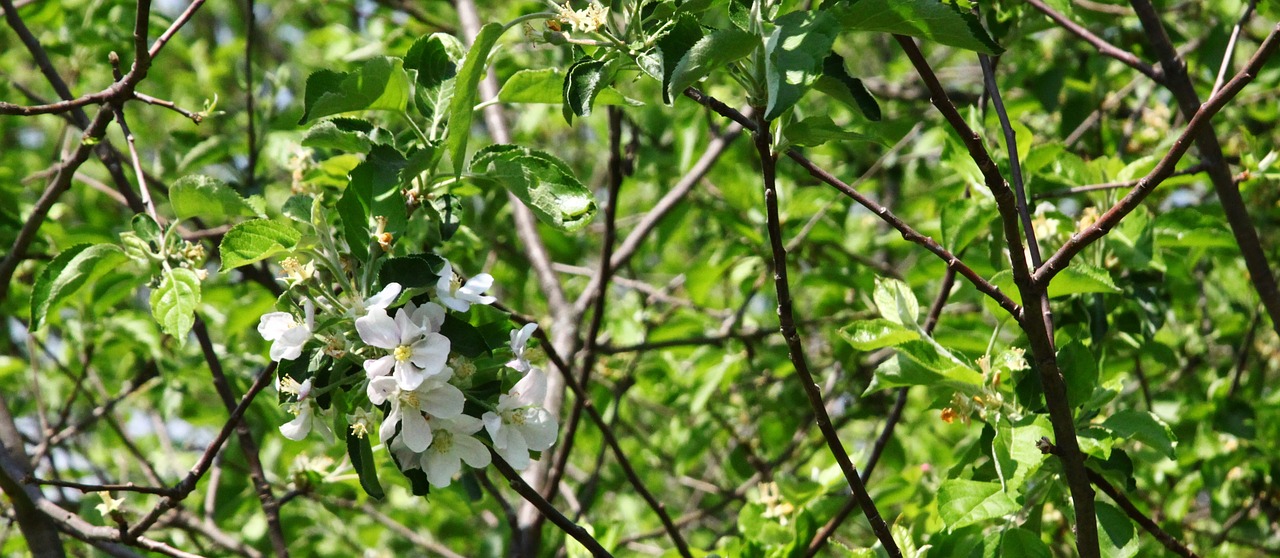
489,452,614,558
682,87,1024,324
807,265,958,556
752,110,902,556
1127,0,1280,338
1088,469,1200,558
1036,23,1280,285
892,35,1100,557
1025,0,1165,84
1033,163,1210,200
126,362,276,540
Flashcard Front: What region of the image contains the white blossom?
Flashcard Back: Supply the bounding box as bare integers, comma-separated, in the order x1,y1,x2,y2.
257,300,314,361
419,414,491,487
349,282,402,317
483,368,558,470
279,379,333,443
357,307,450,390
435,261,496,312
378,374,466,453
506,322,538,373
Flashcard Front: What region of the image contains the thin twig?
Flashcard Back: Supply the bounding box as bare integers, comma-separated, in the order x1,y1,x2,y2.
682,88,1024,324
1033,163,1210,200
892,35,1100,557
1025,0,1165,84
1088,469,1200,558
979,55,1042,268
1126,0,1280,339
489,452,614,558
806,266,958,556
751,110,902,557
1039,22,1280,286
1212,0,1258,97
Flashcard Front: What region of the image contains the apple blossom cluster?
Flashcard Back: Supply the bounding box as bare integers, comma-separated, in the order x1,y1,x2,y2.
257,259,558,490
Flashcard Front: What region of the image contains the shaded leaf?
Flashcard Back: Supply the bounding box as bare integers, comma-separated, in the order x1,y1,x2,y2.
667,27,760,100
764,10,840,121
781,115,881,148
830,0,1003,54
170,175,255,221
1057,340,1099,408
498,69,637,106
815,54,880,120
563,56,618,120
348,431,385,500
1101,410,1177,459
30,244,128,330
873,276,920,326
656,14,703,104
840,318,920,350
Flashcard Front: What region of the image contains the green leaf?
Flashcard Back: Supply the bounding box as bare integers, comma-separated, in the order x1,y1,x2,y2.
999,528,1051,558
829,0,1003,55
446,22,503,178
656,14,703,104
30,244,128,330
499,69,637,107
379,254,446,290
937,479,1019,530
840,318,920,350
992,415,1052,493
868,351,983,393
219,219,302,270
299,57,412,124
666,28,760,100
441,315,497,358
132,213,164,249
301,118,394,153
814,54,880,121
781,115,881,148
281,195,316,224
991,262,1119,299
347,431,385,500
404,33,458,90
149,267,201,343
764,10,839,121
941,196,995,253
563,56,618,120
1057,341,1099,408
1096,502,1139,558
873,276,920,326
1154,208,1236,248
169,175,255,221
336,145,407,261
1101,410,1177,459
470,144,597,231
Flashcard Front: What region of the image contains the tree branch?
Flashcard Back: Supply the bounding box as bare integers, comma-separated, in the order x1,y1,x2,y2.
751,110,902,556
1025,0,1165,84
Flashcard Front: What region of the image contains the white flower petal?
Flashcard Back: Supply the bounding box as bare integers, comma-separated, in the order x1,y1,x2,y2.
366,375,398,405
408,333,450,378
365,283,402,311
401,409,433,452
519,407,558,451
279,406,312,441
355,309,399,349
483,411,505,448
419,382,465,419
394,361,426,391
393,308,424,344
458,274,496,305
257,312,296,341
497,431,531,470
512,367,548,407
411,302,447,332
454,435,492,468
363,355,395,380
424,448,461,487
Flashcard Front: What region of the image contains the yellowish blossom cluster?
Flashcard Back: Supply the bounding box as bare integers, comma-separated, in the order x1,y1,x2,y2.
556,2,608,34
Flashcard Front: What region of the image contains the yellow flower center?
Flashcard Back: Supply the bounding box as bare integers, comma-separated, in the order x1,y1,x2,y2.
393,345,413,362
433,430,454,453
504,409,526,426
448,274,462,296
400,391,420,409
